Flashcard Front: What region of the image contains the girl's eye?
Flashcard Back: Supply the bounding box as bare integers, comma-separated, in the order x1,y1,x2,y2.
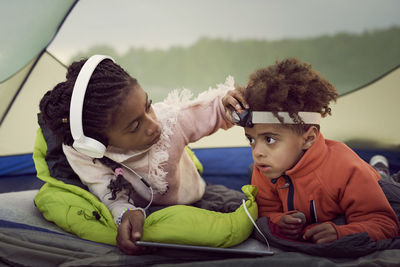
129,121,140,133
265,136,276,144
146,99,152,112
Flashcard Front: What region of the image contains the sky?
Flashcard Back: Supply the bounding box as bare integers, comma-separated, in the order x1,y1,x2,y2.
48,0,400,63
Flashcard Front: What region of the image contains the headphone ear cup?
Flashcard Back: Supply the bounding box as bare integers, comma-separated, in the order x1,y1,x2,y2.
69,55,115,159
72,136,106,158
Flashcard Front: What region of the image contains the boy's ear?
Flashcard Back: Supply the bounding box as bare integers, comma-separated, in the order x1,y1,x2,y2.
302,126,319,150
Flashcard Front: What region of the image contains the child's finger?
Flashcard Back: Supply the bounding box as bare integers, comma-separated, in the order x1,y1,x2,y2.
283,215,304,225
224,95,243,112
116,222,139,253
222,90,249,112
231,90,249,109
291,212,306,224
131,230,142,242
302,224,323,241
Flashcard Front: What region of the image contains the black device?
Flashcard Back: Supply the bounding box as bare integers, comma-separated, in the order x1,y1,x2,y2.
231,109,253,128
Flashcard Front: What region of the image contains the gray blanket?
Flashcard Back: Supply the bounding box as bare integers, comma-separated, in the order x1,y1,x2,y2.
1,190,400,267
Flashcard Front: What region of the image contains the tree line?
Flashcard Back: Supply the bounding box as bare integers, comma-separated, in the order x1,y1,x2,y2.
71,26,400,100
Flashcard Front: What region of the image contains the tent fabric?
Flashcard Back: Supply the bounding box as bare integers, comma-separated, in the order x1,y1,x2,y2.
1,0,399,167
0,0,399,159
0,52,67,156
0,0,75,82
1,1,400,265
0,59,34,120
320,66,400,148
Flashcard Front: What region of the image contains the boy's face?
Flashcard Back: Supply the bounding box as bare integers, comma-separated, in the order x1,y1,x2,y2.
106,85,162,151
245,124,316,179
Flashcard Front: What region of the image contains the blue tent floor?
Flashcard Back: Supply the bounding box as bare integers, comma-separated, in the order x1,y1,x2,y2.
1,147,399,194
0,174,44,193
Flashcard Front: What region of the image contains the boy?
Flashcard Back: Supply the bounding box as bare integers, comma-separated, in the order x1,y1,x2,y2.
222,58,398,244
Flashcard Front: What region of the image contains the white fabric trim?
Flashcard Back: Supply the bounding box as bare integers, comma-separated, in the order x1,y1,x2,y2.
145,103,178,194
252,111,321,124
163,75,235,109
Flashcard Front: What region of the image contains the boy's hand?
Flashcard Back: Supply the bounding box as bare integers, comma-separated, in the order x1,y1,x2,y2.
278,213,305,240
303,223,338,244
116,209,153,255
222,88,249,122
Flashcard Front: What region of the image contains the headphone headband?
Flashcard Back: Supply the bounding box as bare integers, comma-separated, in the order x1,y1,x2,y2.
69,55,115,158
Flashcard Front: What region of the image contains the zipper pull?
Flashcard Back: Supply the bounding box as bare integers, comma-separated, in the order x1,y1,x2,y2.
279,174,291,189
310,200,318,223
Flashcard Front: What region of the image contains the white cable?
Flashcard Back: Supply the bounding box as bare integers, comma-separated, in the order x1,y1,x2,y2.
144,186,154,210
119,162,154,210
242,199,271,251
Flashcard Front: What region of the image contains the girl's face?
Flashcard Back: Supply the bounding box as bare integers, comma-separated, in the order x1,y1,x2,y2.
245,124,317,179
106,85,161,151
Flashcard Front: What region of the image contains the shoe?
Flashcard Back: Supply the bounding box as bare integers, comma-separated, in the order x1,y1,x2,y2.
369,155,390,179
392,171,400,184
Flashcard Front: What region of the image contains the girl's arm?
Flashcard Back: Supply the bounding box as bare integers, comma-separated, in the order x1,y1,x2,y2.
177,77,235,144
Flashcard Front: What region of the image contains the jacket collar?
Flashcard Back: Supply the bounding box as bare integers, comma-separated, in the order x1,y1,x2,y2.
285,133,328,178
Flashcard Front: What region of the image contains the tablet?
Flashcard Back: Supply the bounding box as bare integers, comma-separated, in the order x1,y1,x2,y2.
135,238,274,256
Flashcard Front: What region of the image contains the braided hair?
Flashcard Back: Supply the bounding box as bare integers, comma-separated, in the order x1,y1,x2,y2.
39,57,138,203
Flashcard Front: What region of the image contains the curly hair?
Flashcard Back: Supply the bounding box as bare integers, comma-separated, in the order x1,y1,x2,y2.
243,58,338,133
39,57,139,203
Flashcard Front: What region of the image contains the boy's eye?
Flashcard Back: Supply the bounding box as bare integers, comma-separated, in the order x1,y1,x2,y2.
246,136,255,145
265,136,276,144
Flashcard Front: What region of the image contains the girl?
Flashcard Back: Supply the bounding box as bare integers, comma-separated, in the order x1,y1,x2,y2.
39,55,242,254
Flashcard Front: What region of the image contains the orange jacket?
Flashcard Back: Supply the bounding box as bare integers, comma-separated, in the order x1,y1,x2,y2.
252,133,399,241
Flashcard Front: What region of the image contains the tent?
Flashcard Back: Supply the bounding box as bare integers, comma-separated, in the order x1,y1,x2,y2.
1,1,400,266
1,0,399,189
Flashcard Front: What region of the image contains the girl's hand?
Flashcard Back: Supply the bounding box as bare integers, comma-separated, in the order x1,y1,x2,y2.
302,223,338,244
222,88,249,122
116,209,152,255
278,213,305,240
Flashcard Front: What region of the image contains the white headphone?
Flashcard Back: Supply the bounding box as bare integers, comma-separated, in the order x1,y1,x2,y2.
69,55,115,158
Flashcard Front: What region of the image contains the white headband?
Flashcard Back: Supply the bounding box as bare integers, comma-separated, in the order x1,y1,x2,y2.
252,111,321,124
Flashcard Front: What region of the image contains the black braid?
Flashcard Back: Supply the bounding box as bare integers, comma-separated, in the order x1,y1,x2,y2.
39,57,139,202
96,157,136,206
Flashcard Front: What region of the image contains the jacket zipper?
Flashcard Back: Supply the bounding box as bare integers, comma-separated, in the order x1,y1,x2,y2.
281,174,294,211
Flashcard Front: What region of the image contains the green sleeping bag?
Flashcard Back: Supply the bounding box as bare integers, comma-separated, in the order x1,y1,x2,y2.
142,185,257,247
33,127,258,247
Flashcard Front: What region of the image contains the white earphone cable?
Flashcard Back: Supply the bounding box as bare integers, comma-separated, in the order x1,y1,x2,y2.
119,162,154,210
242,199,271,251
